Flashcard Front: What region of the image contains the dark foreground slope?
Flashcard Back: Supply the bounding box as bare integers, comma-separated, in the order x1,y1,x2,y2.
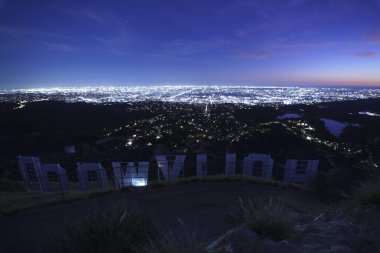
0,182,325,253
1,182,379,253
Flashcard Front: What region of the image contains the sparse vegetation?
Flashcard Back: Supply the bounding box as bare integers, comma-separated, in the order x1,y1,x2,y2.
49,209,205,253
352,164,380,206
353,180,380,205
310,162,380,206
309,165,366,202
229,197,293,241
138,218,205,253
49,209,158,253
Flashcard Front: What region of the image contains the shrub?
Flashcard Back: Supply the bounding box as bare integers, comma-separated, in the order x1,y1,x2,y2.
314,162,380,206
49,209,205,253
139,218,205,253
229,197,292,241
309,166,365,201
353,180,380,205
352,165,380,206
49,209,158,253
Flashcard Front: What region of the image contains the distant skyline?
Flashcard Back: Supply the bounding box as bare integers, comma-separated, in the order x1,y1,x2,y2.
0,0,380,88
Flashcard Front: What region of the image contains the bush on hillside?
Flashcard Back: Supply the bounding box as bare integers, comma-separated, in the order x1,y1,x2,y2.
229,197,292,241
352,164,380,206
138,218,205,253
49,209,157,253
353,180,380,205
49,209,206,253
309,165,367,201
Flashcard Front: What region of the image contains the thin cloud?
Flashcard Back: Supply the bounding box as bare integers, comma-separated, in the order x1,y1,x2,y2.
0,25,31,38
92,31,130,56
353,51,377,58
0,25,74,40
238,51,272,60
65,9,107,24
237,49,302,60
368,30,380,44
36,41,75,53
163,39,231,57
0,25,76,53
81,11,106,24
238,36,380,60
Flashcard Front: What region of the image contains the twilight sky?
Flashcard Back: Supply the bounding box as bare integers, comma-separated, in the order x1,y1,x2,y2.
0,0,380,88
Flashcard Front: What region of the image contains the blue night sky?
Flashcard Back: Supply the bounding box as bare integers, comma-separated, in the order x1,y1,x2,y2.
0,0,380,88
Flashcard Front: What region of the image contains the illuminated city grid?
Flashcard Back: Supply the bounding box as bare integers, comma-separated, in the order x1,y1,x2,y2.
1,86,380,105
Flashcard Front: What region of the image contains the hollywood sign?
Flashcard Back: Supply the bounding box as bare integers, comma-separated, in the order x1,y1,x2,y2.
18,153,319,192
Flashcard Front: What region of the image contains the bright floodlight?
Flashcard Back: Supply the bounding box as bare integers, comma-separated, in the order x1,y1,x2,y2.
131,178,147,187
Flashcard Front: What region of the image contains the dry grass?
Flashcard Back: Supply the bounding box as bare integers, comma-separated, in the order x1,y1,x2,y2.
347,163,380,206
48,209,158,253
352,179,380,206
47,209,205,253
229,197,293,241
138,218,206,253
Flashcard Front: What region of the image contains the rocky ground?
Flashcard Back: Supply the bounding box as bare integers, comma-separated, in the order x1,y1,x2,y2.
206,205,380,253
